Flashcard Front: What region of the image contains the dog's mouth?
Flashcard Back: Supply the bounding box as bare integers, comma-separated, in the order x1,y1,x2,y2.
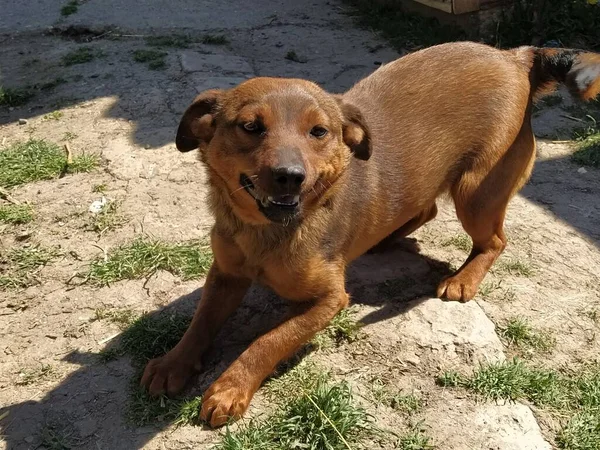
240,174,301,222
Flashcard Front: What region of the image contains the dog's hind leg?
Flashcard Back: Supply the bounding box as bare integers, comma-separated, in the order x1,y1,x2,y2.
437,121,536,302
369,203,438,253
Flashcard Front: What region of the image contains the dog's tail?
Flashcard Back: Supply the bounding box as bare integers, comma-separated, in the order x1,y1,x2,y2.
529,47,600,101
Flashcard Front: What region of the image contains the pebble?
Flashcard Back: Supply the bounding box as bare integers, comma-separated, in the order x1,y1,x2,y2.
578,167,588,174
18,118,27,125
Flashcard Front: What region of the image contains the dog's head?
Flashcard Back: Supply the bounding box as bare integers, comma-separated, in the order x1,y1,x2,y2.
176,78,371,225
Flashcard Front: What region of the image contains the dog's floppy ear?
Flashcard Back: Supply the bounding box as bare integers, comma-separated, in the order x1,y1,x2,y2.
336,97,372,161
176,89,223,152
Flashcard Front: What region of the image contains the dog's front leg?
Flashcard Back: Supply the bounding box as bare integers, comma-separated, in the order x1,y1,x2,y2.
200,282,349,427
141,264,251,396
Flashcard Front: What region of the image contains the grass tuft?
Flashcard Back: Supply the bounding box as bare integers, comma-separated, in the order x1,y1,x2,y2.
87,199,129,234
0,204,34,225
312,306,362,349
216,374,374,450
0,86,35,107
495,258,534,277
284,50,307,63
60,0,79,16
572,133,600,168
201,34,229,45
133,49,167,70
438,360,600,449
16,364,54,386
499,317,555,353
62,47,102,66
0,245,59,289
43,111,63,121
127,383,202,426
145,34,191,48
396,423,434,450
93,307,137,330
0,139,98,188
87,238,212,285
442,234,471,252
370,378,422,415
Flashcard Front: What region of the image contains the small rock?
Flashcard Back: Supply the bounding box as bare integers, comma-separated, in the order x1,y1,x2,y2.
18,118,28,125
578,167,588,174
24,436,34,444
88,197,107,214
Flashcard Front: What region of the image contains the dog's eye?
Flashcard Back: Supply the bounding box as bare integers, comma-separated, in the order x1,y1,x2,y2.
310,126,328,138
241,122,262,133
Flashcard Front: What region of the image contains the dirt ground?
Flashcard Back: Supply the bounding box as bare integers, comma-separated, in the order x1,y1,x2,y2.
1,1,599,449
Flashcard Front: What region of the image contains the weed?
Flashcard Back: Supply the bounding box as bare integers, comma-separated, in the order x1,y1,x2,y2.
284,50,307,63
0,86,35,107
312,306,362,349
145,34,191,48
265,360,328,401
40,424,73,450
62,47,102,66
92,183,107,193
87,238,212,285
16,364,54,386
60,0,78,16
43,111,63,121
0,139,98,188
87,199,128,234
396,423,434,450
0,245,59,289
494,258,534,277
216,375,374,450
201,34,229,45
118,312,191,363
62,132,78,142
572,133,600,168
499,317,555,353
127,383,202,426
557,410,600,450
479,280,502,298
370,379,422,414
133,49,167,70
93,307,137,330
442,234,471,252
0,204,34,225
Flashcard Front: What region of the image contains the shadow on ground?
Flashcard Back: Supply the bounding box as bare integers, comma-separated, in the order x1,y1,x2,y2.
0,242,451,449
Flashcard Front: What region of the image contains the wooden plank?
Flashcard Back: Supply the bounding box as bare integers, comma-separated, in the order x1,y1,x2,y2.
452,0,480,13
412,0,453,13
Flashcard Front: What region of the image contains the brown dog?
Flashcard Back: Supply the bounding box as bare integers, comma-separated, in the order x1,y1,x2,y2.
141,42,600,427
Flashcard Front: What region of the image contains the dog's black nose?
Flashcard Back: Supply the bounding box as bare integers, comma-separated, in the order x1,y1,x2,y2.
271,165,306,190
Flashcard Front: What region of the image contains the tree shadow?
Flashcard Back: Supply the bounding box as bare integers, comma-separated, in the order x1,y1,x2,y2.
0,239,451,449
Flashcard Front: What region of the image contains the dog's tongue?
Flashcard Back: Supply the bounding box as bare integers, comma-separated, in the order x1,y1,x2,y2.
268,195,299,206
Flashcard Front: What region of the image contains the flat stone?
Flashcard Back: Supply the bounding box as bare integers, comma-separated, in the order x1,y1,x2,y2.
192,75,250,93
365,298,504,369
180,52,253,75
426,398,552,450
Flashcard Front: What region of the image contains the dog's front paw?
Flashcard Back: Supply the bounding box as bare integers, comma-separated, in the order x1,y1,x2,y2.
140,353,198,397
200,371,255,428
437,273,478,302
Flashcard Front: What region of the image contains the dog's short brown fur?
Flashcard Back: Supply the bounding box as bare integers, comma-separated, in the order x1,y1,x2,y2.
141,42,600,427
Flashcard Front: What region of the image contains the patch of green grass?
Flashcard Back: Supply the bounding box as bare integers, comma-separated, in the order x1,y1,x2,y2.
557,410,600,450
16,364,54,386
62,47,102,66
396,423,434,450
61,131,78,142
0,245,60,289
93,307,137,330
312,306,362,349
127,384,202,426
265,359,328,401
87,199,129,235
87,238,212,285
284,50,307,63
118,312,191,363
200,34,229,45
216,375,374,450
438,360,600,449
133,49,167,70
370,378,422,415
0,86,35,107
343,0,464,52
442,234,471,252
60,0,78,16
499,317,555,354
0,204,34,225
495,258,534,277
40,424,73,450
43,111,63,121
145,34,192,48
572,133,600,168
0,139,98,188
92,183,106,193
